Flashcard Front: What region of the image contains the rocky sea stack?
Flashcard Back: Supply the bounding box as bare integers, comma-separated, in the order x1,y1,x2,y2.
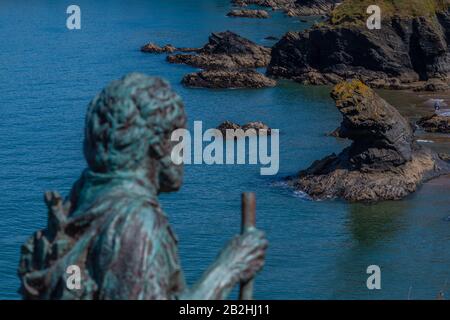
268,0,450,91
288,80,450,202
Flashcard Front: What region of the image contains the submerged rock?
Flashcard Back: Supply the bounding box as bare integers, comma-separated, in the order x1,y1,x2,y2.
182,69,276,89
326,127,343,138
167,31,271,69
288,80,450,202
268,2,450,90
227,9,270,18
417,114,450,133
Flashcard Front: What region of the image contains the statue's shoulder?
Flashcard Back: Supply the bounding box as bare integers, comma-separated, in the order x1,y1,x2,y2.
103,196,170,236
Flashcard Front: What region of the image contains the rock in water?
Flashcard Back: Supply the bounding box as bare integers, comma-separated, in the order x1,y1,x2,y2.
418,114,450,133
242,121,271,133
217,121,242,133
169,31,275,89
289,80,450,202
182,69,276,89
141,43,176,53
167,31,271,69
268,1,450,90
227,9,270,18
216,121,272,136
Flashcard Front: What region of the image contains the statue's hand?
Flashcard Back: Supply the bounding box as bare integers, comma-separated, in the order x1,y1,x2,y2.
220,229,268,283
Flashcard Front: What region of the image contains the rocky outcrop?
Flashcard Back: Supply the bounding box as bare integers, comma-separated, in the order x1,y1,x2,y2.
141,43,176,53
288,80,450,202
217,121,271,136
164,31,275,89
231,0,338,16
232,0,293,10
286,0,340,16
268,5,450,90
227,9,270,18
142,32,274,89
141,43,200,54
417,113,450,133
182,69,276,89
167,31,271,69
242,121,272,132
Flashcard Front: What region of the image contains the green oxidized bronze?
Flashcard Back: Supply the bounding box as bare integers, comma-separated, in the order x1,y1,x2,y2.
18,73,267,300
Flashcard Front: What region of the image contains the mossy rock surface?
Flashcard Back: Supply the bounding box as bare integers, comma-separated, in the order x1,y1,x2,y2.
330,0,450,26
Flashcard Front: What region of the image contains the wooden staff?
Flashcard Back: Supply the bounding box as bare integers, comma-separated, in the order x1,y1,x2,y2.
239,192,256,300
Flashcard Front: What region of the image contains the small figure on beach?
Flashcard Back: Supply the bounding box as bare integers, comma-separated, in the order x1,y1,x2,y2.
431,99,450,117
435,99,442,112
18,73,267,300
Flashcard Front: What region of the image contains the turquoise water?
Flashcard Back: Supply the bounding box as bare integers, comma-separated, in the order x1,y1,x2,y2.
1,0,450,300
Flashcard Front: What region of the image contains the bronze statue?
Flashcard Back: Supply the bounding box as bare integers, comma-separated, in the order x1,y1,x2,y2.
18,73,267,299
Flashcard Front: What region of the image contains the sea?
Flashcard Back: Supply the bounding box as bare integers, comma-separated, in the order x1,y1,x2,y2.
0,0,449,299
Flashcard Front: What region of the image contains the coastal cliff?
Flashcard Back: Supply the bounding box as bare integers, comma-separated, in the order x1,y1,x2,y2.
288,80,450,202
268,0,450,90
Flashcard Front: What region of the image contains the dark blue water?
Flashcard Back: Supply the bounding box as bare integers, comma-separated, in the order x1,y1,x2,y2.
1,0,450,300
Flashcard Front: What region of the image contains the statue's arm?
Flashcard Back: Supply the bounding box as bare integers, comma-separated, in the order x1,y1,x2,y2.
180,229,267,300
95,205,266,300
93,207,185,300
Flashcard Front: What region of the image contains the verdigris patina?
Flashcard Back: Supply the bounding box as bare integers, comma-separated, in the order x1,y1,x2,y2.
18,73,267,299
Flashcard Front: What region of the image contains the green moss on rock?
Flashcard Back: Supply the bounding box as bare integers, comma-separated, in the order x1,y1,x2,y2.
330,0,450,26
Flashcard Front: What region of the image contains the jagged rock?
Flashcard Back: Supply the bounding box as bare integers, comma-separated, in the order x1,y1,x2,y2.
232,0,291,10
231,0,339,16
182,69,276,89
217,121,271,136
227,9,270,18
141,43,200,54
286,0,340,16
141,43,176,53
268,3,450,90
288,80,450,202
417,113,450,133
167,31,271,69
242,121,271,133
217,121,242,133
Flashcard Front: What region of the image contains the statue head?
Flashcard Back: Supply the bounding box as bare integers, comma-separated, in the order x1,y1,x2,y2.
83,73,186,193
